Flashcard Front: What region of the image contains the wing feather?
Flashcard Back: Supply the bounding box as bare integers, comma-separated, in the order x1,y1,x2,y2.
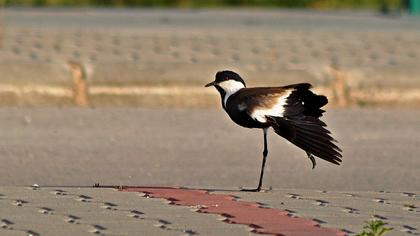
228,83,343,165
231,86,295,123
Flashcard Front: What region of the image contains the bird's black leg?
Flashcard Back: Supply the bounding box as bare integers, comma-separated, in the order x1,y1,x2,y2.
306,152,316,169
241,128,268,192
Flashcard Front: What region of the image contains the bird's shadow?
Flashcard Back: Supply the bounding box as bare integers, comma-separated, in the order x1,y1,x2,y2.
188,187,273,193
194,188,244,193
39,185,269,193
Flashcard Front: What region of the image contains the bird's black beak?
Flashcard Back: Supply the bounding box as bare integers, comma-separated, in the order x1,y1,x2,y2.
205,81,217,87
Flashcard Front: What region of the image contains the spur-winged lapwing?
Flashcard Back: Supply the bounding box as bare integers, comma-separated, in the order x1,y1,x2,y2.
205,70,342,192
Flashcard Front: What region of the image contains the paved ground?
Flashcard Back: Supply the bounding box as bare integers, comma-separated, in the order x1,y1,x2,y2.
0,187,418,236
0,9,419,235
0,107,419,191
0,107,419,235
223,188,419,235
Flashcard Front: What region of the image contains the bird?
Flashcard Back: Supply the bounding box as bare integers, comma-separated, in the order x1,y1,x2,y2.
205,70,342,192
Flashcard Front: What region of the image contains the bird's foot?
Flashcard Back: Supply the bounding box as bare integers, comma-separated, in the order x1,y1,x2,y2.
306,152,316,169
240,187,261,192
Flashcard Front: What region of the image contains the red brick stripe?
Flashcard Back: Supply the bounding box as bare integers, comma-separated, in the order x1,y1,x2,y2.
121,187,346,236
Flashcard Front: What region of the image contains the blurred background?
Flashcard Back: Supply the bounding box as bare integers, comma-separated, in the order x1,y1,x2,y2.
0,1,419,190
1,0,420,107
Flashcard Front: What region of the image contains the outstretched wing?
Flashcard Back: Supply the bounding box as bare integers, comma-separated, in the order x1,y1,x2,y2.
268,116,342,165
233,83,342,165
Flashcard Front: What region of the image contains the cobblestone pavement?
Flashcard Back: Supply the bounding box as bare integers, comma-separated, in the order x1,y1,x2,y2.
0,187,250,236
219,189,420,236
0,187,418,236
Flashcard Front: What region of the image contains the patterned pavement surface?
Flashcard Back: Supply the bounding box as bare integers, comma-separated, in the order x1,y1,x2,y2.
0,107,419,235
0,187,418,236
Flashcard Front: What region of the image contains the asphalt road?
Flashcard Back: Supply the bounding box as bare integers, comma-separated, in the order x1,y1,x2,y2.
0,107,419,191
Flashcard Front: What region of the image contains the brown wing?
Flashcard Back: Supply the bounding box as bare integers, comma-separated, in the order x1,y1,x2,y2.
230,84,311,123
231,86,290,119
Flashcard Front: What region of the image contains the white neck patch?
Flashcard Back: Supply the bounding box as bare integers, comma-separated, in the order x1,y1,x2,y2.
218,80,245,107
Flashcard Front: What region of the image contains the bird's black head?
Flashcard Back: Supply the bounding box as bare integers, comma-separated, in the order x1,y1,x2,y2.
205,70,246,108
214,70,246,85
205,70,246,88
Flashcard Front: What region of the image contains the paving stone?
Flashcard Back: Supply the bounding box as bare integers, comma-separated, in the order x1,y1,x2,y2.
0,187,252,236
1,186,419,235
217,189,420,235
